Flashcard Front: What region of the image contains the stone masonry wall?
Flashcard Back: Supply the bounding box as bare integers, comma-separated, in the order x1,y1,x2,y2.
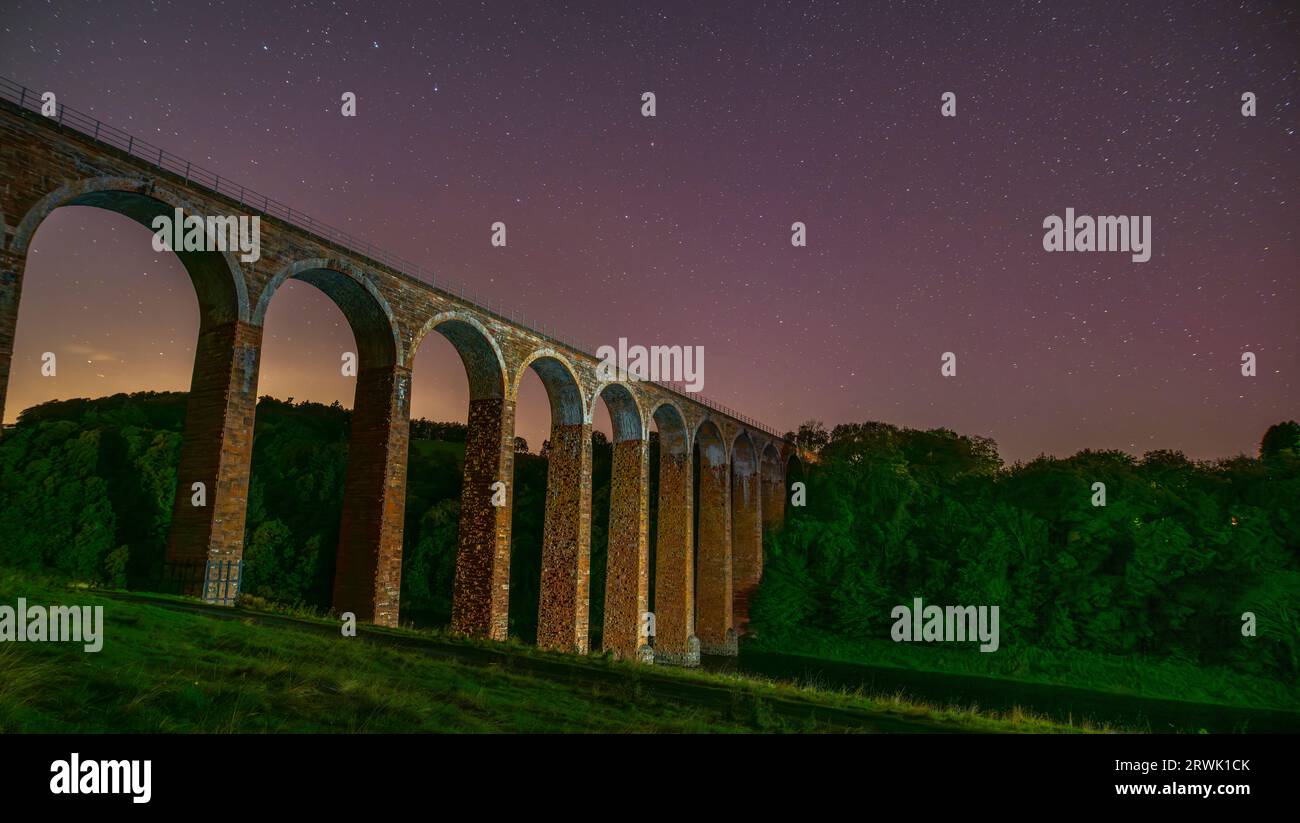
166,319,262,597
730,467,762,636
760,455,785,530
450,396,516,639
602,437,649,659
537,422,593,653
653,452,696,665
696,459,735,655
333,363,410,625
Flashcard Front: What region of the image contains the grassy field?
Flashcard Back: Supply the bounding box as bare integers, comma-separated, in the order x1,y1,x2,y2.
0,568,1105,734
747,628,1300,714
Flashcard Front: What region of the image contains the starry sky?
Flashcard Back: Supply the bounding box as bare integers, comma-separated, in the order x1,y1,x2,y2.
2,0,1297,461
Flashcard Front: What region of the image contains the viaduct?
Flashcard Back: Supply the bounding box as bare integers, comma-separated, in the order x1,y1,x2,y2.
0,79,804,666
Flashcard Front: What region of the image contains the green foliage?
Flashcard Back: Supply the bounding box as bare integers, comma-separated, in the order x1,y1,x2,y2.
0,392,559,625
507,450,549,641
0,405,166,585
753,419,1300,684
4,393,1297,691
1261,420,1300,460
400,498,460,625
0,566,1093,733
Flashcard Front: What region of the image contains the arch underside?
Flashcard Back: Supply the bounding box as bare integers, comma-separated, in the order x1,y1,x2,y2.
595,382,643,442
28,189,247,327
431,318,506,400
526,354,584,427
269,265,399,369
653,401,689,454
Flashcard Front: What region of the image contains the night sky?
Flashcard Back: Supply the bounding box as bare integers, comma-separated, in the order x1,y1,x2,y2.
2,1,1296,461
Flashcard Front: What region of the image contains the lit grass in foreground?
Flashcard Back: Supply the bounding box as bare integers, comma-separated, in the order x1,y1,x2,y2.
0,568,1115,733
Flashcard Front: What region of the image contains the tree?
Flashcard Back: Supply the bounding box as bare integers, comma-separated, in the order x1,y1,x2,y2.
785,420,829,454
1261,421,1300,459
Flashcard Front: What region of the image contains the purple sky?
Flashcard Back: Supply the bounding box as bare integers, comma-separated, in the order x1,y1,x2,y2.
3,1,1297,460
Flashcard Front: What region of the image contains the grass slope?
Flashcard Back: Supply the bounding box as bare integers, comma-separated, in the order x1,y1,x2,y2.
749,629,1300,713
0,569,1100,734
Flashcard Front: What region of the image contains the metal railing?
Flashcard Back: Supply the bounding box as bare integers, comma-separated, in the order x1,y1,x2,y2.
0,75,789,441
160,559,243,606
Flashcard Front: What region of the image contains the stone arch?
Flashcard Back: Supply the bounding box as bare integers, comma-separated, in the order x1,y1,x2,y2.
513,348,586,426
732,430,758,474
651,399,690,456
406,310,511,633
11,176,249,325
590,381,645,442
441,317,516,643
694,417,728,466
253,257,400,368
248,258,407,625
409,310,508,400
514,347,590,653
591,382,650,660
5,176,254,597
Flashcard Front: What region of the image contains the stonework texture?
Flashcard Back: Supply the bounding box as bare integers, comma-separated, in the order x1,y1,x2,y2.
730,466,762,636
451,396,516,639
653,452,695,664
537,422,593,653
760,451,786,531
334,363,410,625
602,438,649,659
166,319,262,596
696,459,735,656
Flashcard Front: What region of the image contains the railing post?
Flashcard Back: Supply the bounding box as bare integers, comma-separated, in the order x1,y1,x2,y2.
127,135,133,154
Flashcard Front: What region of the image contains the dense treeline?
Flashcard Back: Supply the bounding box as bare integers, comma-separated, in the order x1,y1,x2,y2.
3,392,1296,680
0,392,188,588
756,420,1300,681
0,392,631,643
